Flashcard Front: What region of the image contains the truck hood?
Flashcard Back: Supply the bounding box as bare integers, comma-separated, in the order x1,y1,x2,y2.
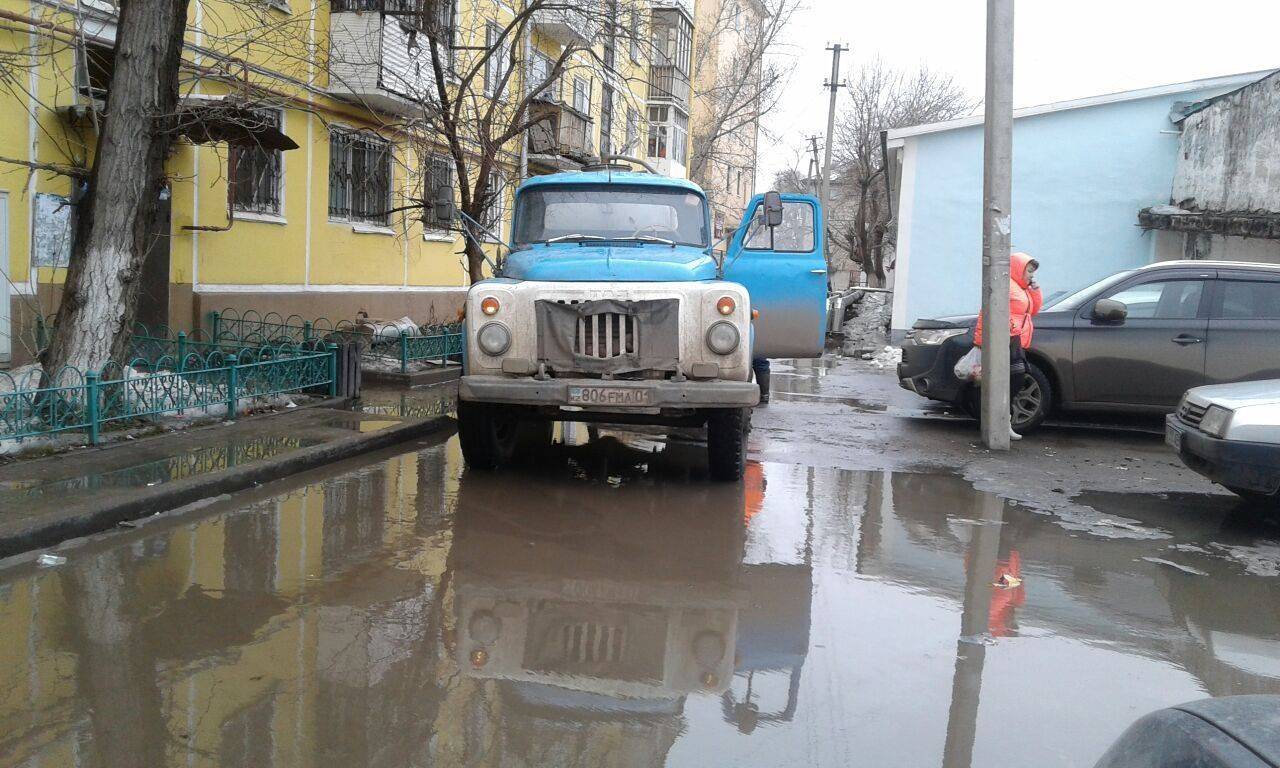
1186,379,1280,409
504,245,717,282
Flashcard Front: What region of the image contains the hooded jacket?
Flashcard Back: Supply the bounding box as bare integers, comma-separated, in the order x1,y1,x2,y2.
974,252,1043,349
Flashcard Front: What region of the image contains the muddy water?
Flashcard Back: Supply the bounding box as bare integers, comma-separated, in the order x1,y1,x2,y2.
2,432,1279,767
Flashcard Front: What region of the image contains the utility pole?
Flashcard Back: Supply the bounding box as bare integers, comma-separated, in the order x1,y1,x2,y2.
819,44,846,221
806,134,822,193
980,0,1014,450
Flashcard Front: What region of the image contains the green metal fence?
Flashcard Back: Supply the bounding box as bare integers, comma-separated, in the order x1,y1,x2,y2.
1,342,337,445
211,309,463,374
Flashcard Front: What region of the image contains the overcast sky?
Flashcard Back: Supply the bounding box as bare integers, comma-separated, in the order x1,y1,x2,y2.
758,0,1280,188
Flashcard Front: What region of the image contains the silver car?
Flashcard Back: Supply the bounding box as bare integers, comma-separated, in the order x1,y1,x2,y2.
1166,380,1280,502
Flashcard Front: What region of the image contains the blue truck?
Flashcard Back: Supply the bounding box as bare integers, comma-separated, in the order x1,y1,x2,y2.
456,160,827,480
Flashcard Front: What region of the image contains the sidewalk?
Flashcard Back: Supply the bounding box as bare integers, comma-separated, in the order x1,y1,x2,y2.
0,385,456,559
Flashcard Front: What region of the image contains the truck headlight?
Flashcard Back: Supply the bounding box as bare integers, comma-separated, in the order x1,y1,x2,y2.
912,328,967,345
706,322,740,355
477,322,511,356
1199,405,1233,438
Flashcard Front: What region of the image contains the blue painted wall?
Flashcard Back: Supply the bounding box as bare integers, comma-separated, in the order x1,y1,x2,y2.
896,86,1236,329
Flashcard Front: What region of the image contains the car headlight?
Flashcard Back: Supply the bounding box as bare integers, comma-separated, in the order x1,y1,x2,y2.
1199,405,1233,438
912,328,967,345
705,321,740,355
477,322,511,356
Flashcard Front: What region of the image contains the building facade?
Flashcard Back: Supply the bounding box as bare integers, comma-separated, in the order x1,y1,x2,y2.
688,0,765,245
884,70,1267,337
1142,70,1280,264
0,0,699,367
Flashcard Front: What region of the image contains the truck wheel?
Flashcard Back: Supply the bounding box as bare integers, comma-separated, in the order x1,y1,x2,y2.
457,401,519,470
707,407,749,482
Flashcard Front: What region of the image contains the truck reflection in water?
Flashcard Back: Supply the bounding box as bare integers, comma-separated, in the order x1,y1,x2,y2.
449,436,812,762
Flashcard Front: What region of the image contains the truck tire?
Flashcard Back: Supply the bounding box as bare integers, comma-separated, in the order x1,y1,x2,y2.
457,401,520,470
707,407,749,482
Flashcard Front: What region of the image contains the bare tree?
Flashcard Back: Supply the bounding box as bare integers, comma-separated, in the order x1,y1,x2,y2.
400,0,649,283
40,0,192,379
688,0,797,195
829,60,975,286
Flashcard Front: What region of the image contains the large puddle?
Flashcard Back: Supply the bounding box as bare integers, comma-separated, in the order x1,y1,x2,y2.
1,431,1277,767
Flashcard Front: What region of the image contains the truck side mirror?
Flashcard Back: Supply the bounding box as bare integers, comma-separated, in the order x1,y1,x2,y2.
432,184,455,223
763,190,784,228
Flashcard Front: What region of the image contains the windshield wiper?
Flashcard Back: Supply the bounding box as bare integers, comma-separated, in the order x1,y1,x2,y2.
544,234,607,244
612,235,676,246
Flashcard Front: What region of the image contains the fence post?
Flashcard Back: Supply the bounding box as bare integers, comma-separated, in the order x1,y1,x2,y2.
85,371,100,445
209,311,221,342
304,320,313,343
226,353,239,419
327,343,339,397
399,332,409,374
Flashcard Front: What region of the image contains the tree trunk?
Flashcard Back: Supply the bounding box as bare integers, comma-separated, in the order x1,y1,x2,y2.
41,0,191,380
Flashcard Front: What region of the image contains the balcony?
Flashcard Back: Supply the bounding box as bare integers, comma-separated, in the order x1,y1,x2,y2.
647,65,690,109
328,3,433,116
531,5,597,48
528,100,595,166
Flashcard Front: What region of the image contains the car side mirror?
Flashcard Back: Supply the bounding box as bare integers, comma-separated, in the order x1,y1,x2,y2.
432,184,455,223
1093,298,1128,323
763,190,784,228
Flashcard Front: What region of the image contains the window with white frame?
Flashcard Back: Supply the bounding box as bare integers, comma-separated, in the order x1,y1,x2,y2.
647,105,668,158
230,109,284,216
625,106,639,153
480,171,505,240
572,76,592,115
629,4,642,63
329,129,393,226
484,22,510,98
423,153,453,231
530,51,558,101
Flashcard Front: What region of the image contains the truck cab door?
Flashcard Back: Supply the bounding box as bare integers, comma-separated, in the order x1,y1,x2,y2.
724,193,827,359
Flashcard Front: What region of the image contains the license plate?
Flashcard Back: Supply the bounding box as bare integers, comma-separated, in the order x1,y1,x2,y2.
567,386,651,407
1166,426,1183,452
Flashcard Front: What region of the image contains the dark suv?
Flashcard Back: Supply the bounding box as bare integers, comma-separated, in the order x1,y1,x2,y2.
897,261,1280,431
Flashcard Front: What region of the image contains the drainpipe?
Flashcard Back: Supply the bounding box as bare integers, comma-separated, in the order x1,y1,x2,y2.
519,0,531,180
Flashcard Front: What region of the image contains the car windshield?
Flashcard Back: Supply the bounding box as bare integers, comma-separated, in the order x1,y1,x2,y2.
1042,269,1137,311
513,184,710,248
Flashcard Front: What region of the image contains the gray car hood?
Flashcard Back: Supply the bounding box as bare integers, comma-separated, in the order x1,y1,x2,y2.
1187,379,1280,409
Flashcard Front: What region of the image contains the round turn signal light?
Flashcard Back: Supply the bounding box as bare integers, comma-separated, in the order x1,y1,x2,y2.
716,296,736,316
480,297,500,316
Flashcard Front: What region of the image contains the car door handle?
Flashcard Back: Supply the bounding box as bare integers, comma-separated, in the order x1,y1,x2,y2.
1172,334,1204,345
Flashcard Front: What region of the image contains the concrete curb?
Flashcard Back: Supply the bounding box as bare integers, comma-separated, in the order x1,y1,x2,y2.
0,414,455,560
362,366,461,387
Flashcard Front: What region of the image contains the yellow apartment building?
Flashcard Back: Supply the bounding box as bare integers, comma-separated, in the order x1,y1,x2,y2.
0,0,697,367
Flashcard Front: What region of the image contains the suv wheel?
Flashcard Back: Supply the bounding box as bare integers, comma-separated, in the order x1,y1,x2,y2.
960,362,1053,433
706,407,749,481
457,401,520,469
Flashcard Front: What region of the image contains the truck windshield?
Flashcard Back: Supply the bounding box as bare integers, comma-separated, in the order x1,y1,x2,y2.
513,185,709,248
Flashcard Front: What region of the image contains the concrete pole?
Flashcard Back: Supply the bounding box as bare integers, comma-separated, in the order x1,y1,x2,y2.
980,0,1014,450
819,44,845,229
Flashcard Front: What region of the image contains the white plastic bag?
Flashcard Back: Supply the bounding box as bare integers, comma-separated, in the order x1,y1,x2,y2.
954,347,982,383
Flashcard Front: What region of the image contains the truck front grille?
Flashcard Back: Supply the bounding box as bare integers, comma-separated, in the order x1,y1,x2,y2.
575,312,637,359
1179,400,1207,428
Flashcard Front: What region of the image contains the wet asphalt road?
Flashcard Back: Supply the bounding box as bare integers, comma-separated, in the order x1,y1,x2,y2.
3,359,1280,767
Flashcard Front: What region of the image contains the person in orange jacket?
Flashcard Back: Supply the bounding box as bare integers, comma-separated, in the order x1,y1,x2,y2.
973,252,1043,439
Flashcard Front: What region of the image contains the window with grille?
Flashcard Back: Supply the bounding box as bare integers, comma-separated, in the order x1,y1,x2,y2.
423,153,453,230
328,129,393,226
600,86,614,156
230,109,283,216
